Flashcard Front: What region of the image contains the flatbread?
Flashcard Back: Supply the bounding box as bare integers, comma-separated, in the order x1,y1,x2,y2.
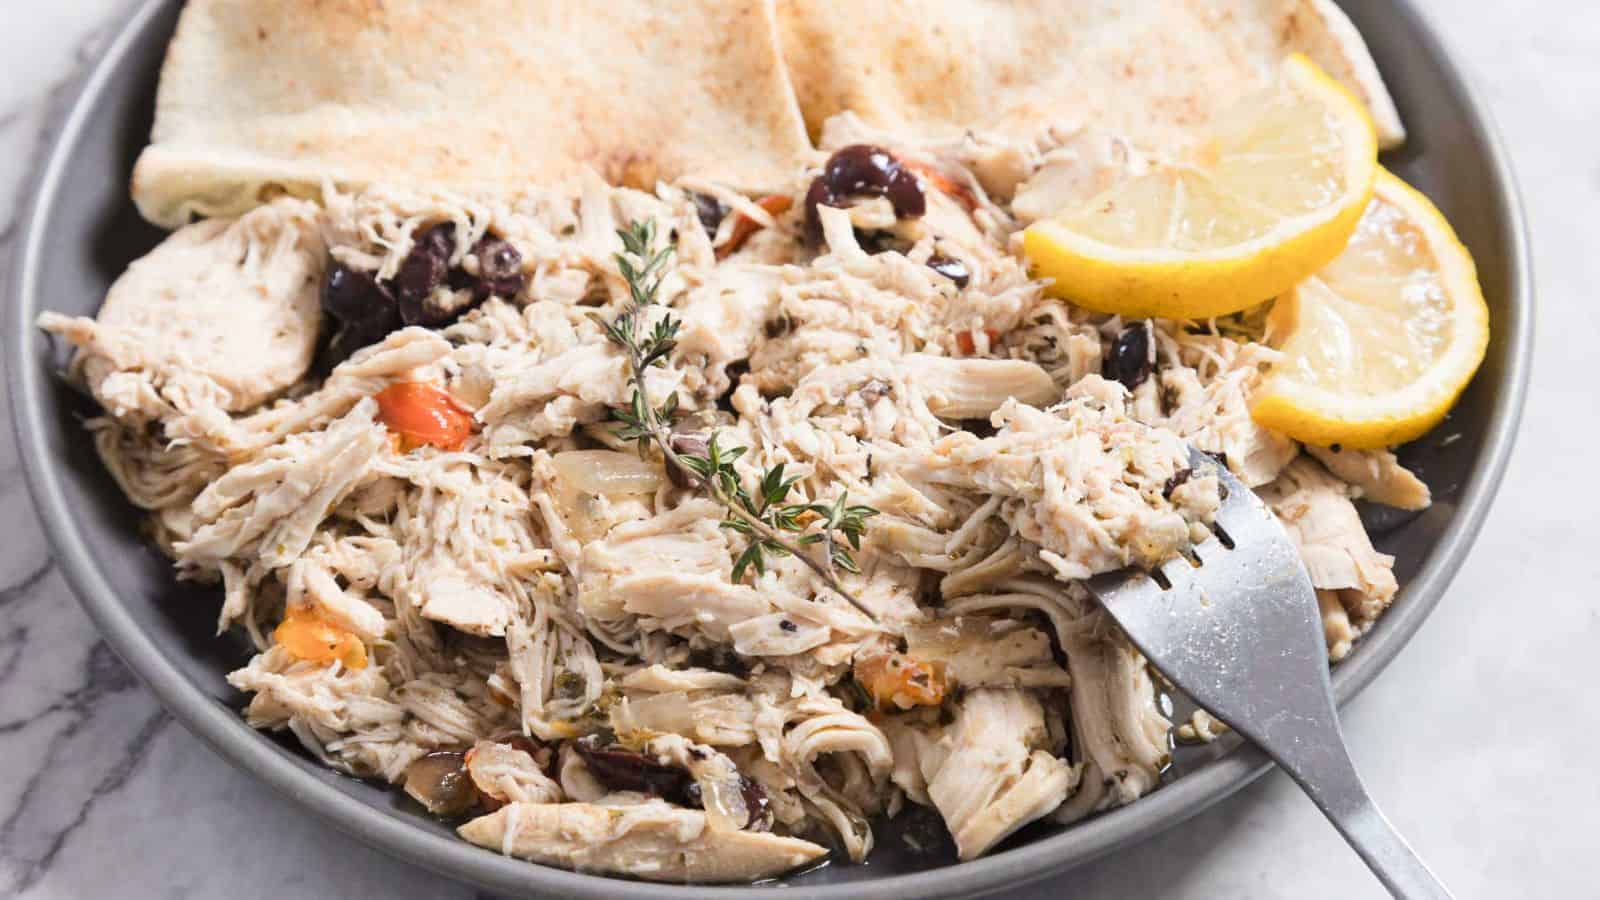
131,0,813,228
776,0,1404,152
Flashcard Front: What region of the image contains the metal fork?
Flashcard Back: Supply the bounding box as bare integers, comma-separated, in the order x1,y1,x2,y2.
1087,447,1451,899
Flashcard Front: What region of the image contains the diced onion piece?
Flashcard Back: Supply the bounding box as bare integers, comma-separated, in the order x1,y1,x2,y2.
684,752,752,833
551,450,666,496
404,751,478,817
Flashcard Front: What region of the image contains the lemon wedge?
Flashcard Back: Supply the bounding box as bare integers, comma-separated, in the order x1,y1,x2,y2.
1250,168,1490,449
1022,54,1378,319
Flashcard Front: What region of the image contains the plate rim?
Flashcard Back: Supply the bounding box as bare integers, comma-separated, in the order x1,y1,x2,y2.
3,1,1533,897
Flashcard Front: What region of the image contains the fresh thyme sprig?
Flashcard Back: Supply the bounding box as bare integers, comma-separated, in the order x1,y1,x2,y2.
595,221,878,618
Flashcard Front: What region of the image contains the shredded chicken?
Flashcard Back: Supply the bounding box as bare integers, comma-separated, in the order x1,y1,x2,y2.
45,115,1432,882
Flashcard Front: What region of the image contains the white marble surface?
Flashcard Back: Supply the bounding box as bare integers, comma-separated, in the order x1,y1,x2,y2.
1,2,1595,897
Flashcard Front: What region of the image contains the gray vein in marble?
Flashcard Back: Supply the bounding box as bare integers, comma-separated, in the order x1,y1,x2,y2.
2,708,170,896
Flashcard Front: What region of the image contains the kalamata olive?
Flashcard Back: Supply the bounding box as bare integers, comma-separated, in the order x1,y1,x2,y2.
666,432,709,490
825,145,926,218
741,777,773,831
318,303,402,371
802,177,837,246
692,192,729,237
1163,467,1193,500
856,230,902,256
804,144,927,245
469,236,525,301
926,254,970,288
394,224,456,323
400,285,478,329
571,736,699,807
321,263,395,323
687,644,751,677
1105,322,1153,390
403,751,478,818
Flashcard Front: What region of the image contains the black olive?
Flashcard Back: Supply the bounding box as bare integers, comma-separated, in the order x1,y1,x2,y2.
687,644,751,677
856,229,903,256
321,263,395,323
804,144,926,245
571,737,699,807
1105,322,1153,390
666,432,709,490
1163,467,1193,500
317,303,403,371
802,177,838,246
778,619,797,633
741,777,773,831
691,192,729,237
926,254,970,288
394,224,456,325
469,236,525,301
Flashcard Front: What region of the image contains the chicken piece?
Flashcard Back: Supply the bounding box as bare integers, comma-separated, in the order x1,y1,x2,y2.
1317,590,1357,661
1157,356,1298,488
766,687,895,862
619,665,747,694
1051,612,1172,823
904,616,1072,690
465,740,563,805
416,560,513,638
574,500,750,617
177,399,389,569
478,339,642,448
457,800,828,883
671,264,784,382
1258,458,1398,624
287,559,386,641
901,354,1059,419
747,260,943,393
610,690,760,747
906,391,1219,580
924,689,1076,859
877,713,944,806
226,645,412,779
1305,445,1431,511
40,198,324,417
575,500,870,648
943,579,1171,825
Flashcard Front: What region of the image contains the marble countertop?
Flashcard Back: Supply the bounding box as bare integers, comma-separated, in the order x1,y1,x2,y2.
2,2,1594,897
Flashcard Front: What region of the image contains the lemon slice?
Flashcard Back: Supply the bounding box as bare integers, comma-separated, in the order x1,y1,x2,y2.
1022,54,1378,319
1250,169,1490,449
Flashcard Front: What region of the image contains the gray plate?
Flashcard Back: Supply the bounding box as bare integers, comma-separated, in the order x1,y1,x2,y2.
3,1,1531,897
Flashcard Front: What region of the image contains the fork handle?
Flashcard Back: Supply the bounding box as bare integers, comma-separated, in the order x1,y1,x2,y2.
1273,741,1452,900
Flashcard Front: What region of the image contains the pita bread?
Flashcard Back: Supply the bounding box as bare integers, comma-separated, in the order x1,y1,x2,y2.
776,0,1404,152
132,0,812,228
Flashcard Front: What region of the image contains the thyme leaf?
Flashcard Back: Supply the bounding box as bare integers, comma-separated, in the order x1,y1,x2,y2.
598,221,878,619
